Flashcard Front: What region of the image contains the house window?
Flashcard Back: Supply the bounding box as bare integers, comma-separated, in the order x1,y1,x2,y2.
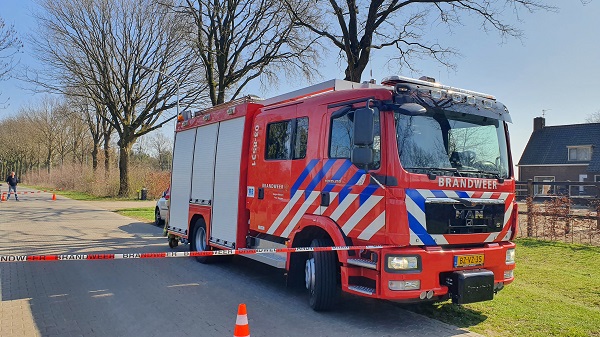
567,146,591,161
595,175,600,182
534,176,555,196
266,118,308,160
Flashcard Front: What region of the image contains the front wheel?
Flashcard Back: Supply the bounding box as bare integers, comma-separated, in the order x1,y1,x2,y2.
190,219,212,264
305,238,338,311
168,237,179,248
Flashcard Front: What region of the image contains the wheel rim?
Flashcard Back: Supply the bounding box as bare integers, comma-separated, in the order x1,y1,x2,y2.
305,257,315,291
155,209,161,222
195,226,207,251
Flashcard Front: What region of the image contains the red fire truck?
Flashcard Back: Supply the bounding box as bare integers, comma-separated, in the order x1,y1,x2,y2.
166,75,517,310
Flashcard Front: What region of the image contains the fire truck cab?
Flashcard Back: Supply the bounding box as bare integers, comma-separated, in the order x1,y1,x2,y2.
167,75,517,310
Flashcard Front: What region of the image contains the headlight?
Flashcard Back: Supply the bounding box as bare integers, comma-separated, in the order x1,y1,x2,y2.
506,248,515,265
387,256,419,270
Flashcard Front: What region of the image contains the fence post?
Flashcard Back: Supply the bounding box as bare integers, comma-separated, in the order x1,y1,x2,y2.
597,204,600,230
527,179,534,237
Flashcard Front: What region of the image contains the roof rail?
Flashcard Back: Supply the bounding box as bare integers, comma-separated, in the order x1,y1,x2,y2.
194,79,384,116
194,95,261,116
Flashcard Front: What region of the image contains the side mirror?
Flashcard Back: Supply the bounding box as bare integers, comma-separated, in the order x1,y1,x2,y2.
351,106,375,168
351,147,374,167
353,107,374,146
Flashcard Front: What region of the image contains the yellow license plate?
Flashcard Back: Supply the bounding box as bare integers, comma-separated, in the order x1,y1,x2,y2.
454,254,485,268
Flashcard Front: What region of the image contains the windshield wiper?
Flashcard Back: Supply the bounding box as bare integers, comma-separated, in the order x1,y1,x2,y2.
403,167,462,178
458,169,502,179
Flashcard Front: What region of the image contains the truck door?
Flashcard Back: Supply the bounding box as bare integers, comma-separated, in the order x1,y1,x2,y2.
318,106,387,243
247,104,312,239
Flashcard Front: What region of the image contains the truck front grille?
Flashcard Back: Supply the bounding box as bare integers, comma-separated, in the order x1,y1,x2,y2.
425,202,504,234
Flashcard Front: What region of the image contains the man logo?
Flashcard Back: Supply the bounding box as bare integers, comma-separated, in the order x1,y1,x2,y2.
455,209,483,226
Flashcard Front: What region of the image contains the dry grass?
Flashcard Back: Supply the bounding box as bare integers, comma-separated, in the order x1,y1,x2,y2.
24,163,169,199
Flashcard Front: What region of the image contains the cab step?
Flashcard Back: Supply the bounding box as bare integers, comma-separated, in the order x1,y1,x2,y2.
348,285,376,296
347,258,377,270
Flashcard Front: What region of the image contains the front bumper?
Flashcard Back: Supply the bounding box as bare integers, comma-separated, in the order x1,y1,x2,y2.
342,241,515,303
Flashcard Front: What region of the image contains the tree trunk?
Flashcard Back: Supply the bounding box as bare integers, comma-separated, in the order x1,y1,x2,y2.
118,141,133,197
343,54,368,83
91,143,98,171
46,149,52,174
104,130,111,177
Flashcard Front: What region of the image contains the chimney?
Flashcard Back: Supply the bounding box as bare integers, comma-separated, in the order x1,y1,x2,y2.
533,117,545,131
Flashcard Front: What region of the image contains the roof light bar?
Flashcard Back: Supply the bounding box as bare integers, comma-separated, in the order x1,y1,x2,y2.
381,75,496,101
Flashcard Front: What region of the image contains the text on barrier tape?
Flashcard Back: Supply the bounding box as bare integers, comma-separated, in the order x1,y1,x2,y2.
0,245,393,262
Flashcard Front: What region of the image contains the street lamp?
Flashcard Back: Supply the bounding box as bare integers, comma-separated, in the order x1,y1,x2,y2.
137,64,180,120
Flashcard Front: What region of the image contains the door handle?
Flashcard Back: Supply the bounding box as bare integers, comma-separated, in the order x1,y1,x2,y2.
320,192,330,206
258,188,264,199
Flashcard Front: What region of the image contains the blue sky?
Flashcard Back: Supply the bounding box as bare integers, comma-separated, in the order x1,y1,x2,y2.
1,0,600,178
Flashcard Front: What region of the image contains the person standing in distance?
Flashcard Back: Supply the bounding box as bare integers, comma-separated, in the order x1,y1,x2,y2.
5,171,19,201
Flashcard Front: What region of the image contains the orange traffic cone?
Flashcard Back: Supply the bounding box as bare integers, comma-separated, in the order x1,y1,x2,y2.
51,193,56,201
1,193,5,202
233,303,250,337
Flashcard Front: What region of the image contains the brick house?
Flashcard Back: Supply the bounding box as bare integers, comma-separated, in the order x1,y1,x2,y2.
517,117,600,196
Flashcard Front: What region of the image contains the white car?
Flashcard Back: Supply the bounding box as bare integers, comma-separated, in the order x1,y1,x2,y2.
155,187,170,226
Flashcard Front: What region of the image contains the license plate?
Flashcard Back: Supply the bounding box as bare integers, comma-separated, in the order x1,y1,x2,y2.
454,254,484,268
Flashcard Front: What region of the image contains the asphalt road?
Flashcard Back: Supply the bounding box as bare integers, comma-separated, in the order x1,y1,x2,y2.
0,187,484,337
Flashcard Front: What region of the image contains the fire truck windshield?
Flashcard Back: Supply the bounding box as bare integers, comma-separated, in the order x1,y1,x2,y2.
395,109,510,179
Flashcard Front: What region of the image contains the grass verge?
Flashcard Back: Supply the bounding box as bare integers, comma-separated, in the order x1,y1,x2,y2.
114,207,155,222
407,238,600,336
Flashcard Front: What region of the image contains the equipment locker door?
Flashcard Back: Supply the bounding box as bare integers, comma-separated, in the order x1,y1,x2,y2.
190,123,219,205
169,128,197,235
210,117,245,247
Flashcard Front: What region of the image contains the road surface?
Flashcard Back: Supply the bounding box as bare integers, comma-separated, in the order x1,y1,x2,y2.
0,187,484,337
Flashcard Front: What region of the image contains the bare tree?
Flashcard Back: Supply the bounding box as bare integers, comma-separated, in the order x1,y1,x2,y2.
149,131,173,171
0,16,23,103
176,0,321,106
585,110,600,123
23,97,67,173
287,0,555,82
30,0,206,195
0,115,32,177
69,94,111,171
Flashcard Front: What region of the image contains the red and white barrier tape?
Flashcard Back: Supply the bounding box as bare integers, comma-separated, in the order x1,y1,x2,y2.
1,189,61,195
0,245,387,262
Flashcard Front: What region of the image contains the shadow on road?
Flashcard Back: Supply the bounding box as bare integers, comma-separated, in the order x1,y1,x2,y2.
0,195,485,337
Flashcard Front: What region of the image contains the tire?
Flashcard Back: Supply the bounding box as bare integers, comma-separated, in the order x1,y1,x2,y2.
305,238,338,311
155,207,164,226
190,218,212,264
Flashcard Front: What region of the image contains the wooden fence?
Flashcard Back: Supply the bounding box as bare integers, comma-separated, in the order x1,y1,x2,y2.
515,180,600,245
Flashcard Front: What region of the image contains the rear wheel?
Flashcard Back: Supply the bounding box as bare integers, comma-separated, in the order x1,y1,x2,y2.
154,207,164,226
305,238,338,311
190,219,212,264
